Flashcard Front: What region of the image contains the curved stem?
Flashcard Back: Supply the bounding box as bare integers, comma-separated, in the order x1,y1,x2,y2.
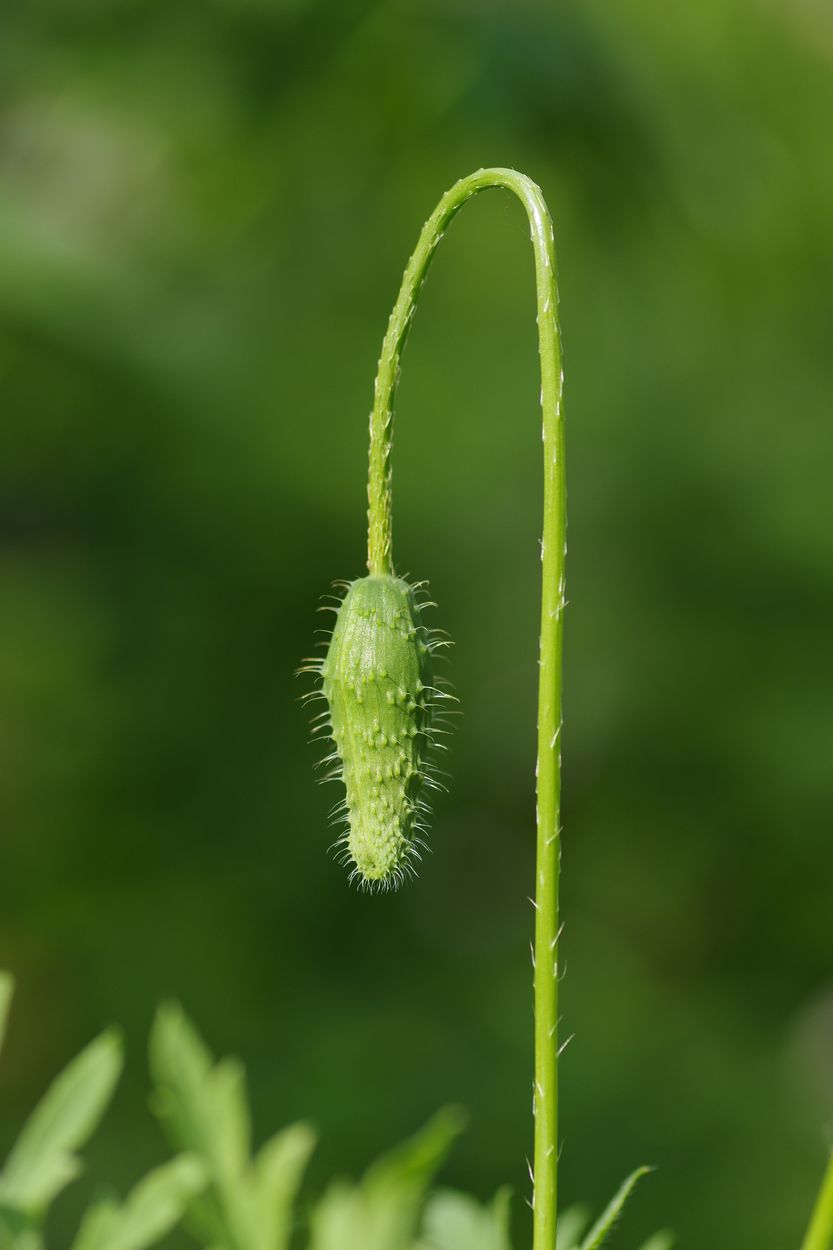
366,168,566,1249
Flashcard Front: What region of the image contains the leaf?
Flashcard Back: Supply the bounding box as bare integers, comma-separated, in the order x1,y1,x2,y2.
114,1155,205,1250
636,1233,675,1250
255,1123,316,1250
363,1108,464,1196
578,1168,653,1250
801,1151,833,1250
151,1004,316,1250
71,1157,206,1250
149,1003,214,1155
420,1186,512,1250
207,1058,251,1187
309,1108,464,1250
150,1004,255,1250
70,1198,122,1250
308,1180,361,1250
556,1205,592,1250
0,976,12,1062
0,1029,123,1213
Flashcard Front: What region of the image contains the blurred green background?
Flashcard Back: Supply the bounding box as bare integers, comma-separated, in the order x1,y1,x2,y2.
1,0,832,1246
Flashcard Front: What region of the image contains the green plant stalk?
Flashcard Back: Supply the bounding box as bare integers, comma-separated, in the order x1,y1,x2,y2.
801,1153,833,1250
366,168,565,1250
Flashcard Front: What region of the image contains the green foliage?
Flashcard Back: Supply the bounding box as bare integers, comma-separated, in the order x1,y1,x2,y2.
0,976,12,1063
577,1168,652,1250
636,1233,675,1250
70,1157,205,1250
0,1030,122,1216
801,1154,833,1250
0,977,202,1250
150,1002,316,1250
7,978,833,1250
309,1110,464,1250
555,1206,592,1250
418,1186,512,1250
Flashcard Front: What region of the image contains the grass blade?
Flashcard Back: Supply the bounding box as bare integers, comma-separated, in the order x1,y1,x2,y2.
578,1168,652,1250
801,1152,833,1250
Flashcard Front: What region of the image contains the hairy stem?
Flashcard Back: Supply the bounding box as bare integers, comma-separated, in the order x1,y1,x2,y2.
801,1153,833,1250
366,167,565,1249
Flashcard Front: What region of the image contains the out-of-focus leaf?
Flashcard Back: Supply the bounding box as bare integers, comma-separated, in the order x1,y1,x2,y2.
150,1004,315,1250
71,1197,121,1250
0,976,12,1062
556,1205,592,1250
578,1168,652,1250
420,1185,512,1250
0,1030,122,1213
71,1155,205,1250
801,1151,833,1250
255,1123,316,1250
150,1004,256,1248
309,1108,464,1250
636,1232,675,1250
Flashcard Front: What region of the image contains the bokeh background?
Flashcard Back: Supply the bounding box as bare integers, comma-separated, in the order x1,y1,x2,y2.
2,0,832,1246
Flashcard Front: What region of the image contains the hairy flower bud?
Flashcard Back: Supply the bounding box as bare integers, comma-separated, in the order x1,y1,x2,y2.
318,574,444,889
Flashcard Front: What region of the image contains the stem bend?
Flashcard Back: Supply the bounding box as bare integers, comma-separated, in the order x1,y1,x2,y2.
366,167,566,1250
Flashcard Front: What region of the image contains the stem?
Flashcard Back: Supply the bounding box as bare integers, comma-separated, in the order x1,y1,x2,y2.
801,1153,833,1250
366,168,565,1249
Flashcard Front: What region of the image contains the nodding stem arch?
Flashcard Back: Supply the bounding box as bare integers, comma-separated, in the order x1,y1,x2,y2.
365,168,566,1250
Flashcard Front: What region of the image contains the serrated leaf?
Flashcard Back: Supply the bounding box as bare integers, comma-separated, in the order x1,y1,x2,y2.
556,1204,592,1250
149,1005,257,1250
421,1185,512,1250
150,1007,249,1183
309,1109,464,1250
578,1168,652,1250
636,1233,674,1250
0,1029,122,1212
0,976,12,1063
255,1123,316,1250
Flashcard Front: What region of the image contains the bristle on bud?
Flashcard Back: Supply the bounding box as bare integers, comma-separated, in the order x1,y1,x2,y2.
315,574,450,890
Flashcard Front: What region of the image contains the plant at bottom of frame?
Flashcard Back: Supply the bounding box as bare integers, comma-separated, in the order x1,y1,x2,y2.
4,973,833,1248
0,973,204,1250
148,1000,665,1250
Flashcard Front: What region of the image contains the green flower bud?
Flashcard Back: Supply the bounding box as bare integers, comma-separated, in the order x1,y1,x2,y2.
317,574,446,890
